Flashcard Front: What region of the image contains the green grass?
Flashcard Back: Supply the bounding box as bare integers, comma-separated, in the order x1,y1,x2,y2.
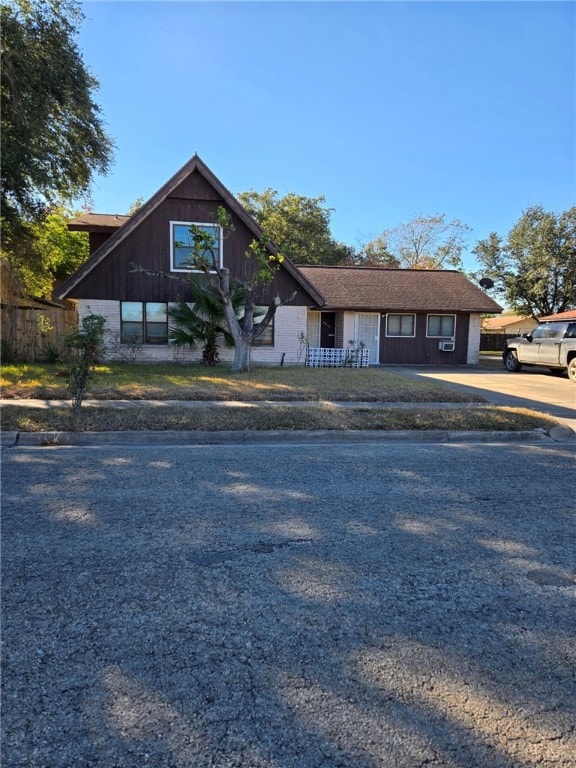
0,404,557,434
1,362,481,403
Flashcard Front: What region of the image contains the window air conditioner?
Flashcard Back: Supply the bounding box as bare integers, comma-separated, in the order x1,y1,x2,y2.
439,340,455,352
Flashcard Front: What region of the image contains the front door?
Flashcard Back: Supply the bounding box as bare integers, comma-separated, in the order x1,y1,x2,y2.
355,313,380,363
320,312,336,348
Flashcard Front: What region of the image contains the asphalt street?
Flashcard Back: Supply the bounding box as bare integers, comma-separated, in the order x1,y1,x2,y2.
2,440,575,767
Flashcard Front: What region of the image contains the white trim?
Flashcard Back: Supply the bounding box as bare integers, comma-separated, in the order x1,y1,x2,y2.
385,312,416,338
426,313,456,338
169,221,223,273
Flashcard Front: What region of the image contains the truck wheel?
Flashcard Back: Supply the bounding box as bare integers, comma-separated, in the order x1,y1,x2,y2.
568,358,576,383
504,350,522,372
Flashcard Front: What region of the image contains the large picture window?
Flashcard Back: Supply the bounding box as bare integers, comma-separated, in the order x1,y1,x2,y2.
170,222,222,272
427,314,456,337
121,302,168,344
386,314,415,337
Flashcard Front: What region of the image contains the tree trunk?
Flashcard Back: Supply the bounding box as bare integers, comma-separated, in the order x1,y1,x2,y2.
231,337,252,372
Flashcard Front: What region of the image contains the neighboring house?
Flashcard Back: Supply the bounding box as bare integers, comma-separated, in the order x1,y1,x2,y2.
481,314,539,335
56,154,502,365
539,309,576,322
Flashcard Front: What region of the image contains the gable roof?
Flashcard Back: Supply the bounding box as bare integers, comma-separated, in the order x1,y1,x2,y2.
298,265,503,313
68,213,130,232
539,309,576,322
56,154,324,305
482,314,537,330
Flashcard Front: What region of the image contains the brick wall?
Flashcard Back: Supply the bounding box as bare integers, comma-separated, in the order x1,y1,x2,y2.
78,300,307,365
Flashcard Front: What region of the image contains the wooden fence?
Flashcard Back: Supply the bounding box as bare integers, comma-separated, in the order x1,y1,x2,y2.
1,300,78,362
480,333,521,352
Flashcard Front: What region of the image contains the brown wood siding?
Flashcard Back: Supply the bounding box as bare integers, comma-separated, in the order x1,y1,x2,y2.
379,313,469,364
68,171,310,305
89,232,113,254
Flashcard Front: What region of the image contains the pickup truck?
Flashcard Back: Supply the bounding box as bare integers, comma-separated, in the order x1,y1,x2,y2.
503,320,576,382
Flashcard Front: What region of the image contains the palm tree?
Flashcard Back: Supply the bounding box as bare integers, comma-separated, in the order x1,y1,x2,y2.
168,278,245,365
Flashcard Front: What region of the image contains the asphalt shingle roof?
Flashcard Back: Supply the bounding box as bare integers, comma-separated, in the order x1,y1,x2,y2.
298,265,502,313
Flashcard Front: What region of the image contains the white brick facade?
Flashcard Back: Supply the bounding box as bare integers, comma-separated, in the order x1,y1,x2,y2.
78,300,308,365
467,314,482,364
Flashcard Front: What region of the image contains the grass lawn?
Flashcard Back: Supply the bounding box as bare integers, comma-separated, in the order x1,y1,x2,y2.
1,404,557,434
1,362,481,402
1,362,558,433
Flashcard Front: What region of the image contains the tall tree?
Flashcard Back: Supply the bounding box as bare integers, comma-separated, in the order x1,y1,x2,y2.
359,214,470,270
473,205,576,317
237,188,355,265
1,0,113,290
131,208,292,372
189,210,291,371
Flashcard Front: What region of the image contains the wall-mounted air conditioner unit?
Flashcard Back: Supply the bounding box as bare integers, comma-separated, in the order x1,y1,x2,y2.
439,340,455,352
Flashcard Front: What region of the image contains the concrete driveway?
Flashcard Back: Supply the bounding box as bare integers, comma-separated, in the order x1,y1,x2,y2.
397,363,576,427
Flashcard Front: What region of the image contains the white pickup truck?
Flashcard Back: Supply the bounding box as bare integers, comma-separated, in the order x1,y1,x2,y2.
503,320,576,382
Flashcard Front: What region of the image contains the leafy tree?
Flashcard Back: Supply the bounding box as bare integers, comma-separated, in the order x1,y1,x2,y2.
1,0,113,288
1,0,114,225
1,206,89,300
473,205,576,317
237,188,355,266
185,208,291,372
168,278,247,366
359,214,470,270
358,234,400,268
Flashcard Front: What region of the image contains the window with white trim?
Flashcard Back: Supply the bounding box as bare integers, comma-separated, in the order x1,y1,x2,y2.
170,222,222,272
386,313,415,337
427,314,456,337
121,302,168,344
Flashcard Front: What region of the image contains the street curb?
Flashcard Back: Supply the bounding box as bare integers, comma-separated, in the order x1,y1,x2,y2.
1,428,566,448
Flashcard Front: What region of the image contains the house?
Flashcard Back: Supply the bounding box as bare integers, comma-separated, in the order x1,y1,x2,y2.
56,154,502,366
299,265,502,365
481,314,539,335
57,154,324,365
539,309,576,322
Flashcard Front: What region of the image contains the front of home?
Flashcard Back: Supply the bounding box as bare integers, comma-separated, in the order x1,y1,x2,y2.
57,154,502,365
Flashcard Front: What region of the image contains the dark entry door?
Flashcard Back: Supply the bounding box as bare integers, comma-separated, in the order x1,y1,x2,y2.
320,312,336,348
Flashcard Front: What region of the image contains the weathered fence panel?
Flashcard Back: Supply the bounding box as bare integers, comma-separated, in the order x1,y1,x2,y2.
480,333,521,352
1,301,78,361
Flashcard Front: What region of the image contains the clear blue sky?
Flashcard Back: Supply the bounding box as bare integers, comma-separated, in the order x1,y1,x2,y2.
79,1,575,271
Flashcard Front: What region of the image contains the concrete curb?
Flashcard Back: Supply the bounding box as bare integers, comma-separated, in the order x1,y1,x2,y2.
1,428,566,448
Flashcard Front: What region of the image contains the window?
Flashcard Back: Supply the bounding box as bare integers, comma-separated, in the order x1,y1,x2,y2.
253,314,274,346
121,302,168,344
386,314,415,337
239,305,274,346
541,323,563,339
427,314,456,337
170,221,222,272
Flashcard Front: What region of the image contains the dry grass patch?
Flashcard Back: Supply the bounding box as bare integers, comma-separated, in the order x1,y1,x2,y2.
1,404,556,434
1,363,480,402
